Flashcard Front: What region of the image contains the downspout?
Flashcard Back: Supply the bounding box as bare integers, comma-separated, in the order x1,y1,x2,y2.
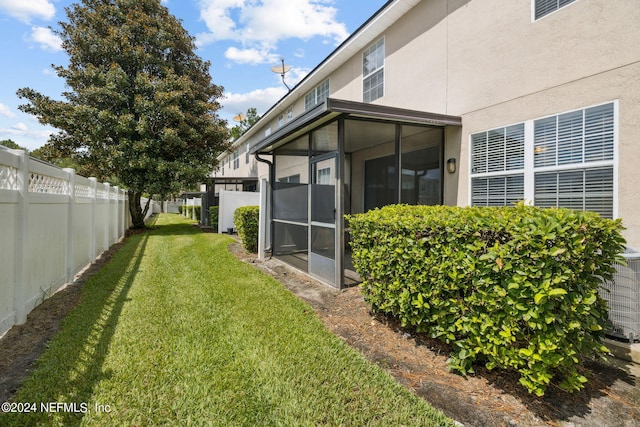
255,153,274,255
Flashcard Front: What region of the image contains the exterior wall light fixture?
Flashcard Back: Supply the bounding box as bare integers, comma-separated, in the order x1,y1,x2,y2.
447,158,456,174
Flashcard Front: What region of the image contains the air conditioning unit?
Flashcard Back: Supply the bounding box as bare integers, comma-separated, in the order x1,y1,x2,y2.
599,250,640,343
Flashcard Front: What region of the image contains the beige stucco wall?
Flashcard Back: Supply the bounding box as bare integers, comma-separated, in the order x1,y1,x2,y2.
225,0,640,247
455,63,640,248
338,0,640,247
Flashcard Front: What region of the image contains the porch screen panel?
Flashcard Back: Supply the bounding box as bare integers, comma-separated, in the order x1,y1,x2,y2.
364,154,396,212
273,182,308,222
400,126,443,206
273,136,309,269
273,222,308,271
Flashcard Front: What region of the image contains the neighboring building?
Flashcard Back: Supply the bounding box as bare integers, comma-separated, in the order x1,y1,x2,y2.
214,0,640,289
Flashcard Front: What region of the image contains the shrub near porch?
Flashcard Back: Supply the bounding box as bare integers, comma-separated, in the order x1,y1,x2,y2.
347,204,626,397
234,205,259,252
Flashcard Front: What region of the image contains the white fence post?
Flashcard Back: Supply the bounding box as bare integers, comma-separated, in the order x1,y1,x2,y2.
89,178,97,262
104,182,110,250
12,150,28,325
64,168,75,284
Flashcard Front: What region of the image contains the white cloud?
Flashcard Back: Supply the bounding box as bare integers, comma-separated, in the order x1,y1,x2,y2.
221,66,309,117
197,0,349,63
224,46,278,65
0,103,15,118
222,86,288,117
29,26,62,51
197,0,244,44
0,0,55,23
0,122,54,150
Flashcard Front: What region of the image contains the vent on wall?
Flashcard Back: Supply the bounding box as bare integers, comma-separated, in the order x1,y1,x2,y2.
599,251,640,343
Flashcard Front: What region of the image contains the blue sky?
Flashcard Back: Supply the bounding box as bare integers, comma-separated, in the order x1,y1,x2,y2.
0,0,388,151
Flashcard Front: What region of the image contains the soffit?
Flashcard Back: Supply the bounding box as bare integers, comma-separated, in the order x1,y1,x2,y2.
251,98,462,154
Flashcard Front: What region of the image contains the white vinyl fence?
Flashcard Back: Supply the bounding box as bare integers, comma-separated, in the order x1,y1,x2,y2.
218,190,260,233
0,148,129,337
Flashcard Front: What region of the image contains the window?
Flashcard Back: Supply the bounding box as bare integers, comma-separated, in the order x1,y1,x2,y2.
287,106,294,122
470,102,616,218
305,79,330,111
245,143,250,164
471,124,525,206
278,113,284,128
363,38,384,103
534,0,577,20
278,174,301,184
317,167,331,185
265,127,271,137
233,150,239,169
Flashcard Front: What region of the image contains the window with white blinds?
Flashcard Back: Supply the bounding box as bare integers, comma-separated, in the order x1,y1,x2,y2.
470,102,616,217
534,103,614,168
534,168,614,218
471,124,525,174
470,124,525,206
534,0,577,20
472,175,525,207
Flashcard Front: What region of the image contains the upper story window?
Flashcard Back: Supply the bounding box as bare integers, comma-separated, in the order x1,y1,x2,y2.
233,149,239,169
363,37,384,103
278,113,284,128
245,143,250,164
287,106,294,122
534,0,577,20
305,79,330,111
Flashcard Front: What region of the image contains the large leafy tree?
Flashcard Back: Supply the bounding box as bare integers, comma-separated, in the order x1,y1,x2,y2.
0,139,26,150
229,107,260,141
17,0,228,228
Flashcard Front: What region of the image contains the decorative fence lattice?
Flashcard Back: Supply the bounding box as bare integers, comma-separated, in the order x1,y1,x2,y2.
0,164,19,190
29,172,70,194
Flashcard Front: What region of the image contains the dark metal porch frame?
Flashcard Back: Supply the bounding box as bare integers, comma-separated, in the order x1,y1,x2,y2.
251,98,462,288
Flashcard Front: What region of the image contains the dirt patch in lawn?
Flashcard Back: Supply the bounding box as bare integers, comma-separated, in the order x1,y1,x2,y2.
229,243,640,427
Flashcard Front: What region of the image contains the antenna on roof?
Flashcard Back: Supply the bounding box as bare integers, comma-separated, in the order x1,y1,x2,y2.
271,57,292,92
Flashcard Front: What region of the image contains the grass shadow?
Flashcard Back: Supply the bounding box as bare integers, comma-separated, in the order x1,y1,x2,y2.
1,231,150,426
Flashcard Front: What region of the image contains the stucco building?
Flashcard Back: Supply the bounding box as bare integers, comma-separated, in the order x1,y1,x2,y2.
215,0,640,288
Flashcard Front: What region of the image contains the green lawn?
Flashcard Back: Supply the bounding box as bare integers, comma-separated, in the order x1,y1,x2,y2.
2,214,454,426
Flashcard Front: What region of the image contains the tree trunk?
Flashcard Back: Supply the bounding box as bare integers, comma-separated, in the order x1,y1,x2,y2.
128,190,151,229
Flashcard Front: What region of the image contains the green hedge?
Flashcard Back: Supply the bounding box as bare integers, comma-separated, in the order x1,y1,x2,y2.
209,206,219,231
234,206,259,253
346,204,625,396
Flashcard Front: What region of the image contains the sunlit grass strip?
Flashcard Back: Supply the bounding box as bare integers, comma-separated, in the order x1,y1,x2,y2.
2,214,455,426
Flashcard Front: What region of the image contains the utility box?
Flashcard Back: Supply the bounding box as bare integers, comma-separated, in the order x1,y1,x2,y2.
600,250,640,342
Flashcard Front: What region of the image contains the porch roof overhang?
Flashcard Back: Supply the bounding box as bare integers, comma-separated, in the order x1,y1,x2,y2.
250,98,462,155
202,176,258,184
